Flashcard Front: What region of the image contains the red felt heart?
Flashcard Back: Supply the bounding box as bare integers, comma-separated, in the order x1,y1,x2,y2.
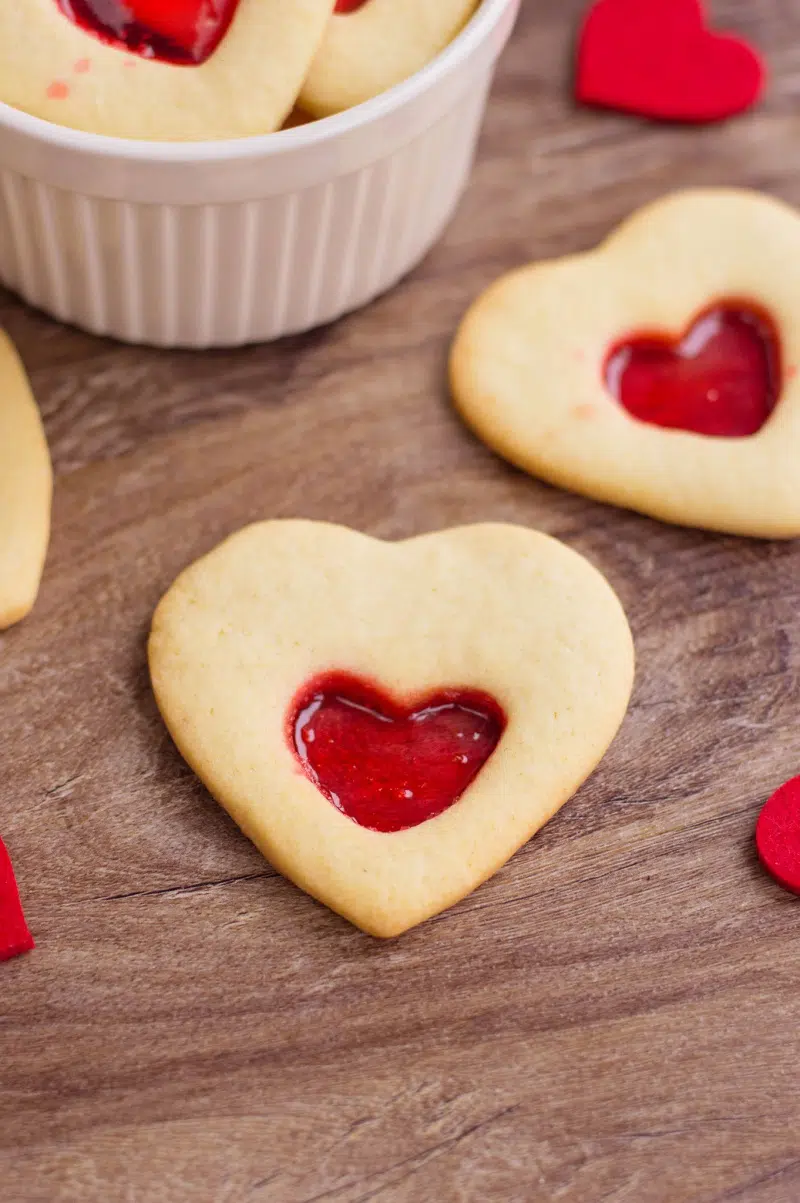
576,0,765,123
55,0,239,65
605,303,781,437
756,776,800,896
290,673,506,833
0,838,34,963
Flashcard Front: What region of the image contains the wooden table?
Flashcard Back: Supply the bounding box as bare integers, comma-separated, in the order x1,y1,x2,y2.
2,3,799,1200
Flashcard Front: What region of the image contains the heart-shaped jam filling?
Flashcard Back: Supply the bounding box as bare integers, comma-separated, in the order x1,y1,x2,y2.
290,673,506,833
334,0,368,10
605,303,781,437
55,0,239,66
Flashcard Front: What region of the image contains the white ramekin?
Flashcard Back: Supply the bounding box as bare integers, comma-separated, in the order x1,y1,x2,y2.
0,0,519,348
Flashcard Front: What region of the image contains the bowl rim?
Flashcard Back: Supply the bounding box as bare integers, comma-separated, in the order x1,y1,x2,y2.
0,0,513,163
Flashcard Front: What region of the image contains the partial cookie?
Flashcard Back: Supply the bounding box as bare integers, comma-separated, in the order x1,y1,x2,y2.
149,520,634,938
300,0,478,118
451,189,800,537
0,0,335,140
0,333,52,629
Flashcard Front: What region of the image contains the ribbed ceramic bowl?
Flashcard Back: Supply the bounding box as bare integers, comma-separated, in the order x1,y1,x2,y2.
0,0,519,348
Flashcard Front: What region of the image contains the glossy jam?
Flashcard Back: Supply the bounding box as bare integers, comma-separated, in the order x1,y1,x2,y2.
605,303,781,437
290,673,506,833
334,0,369,11
54,0,239,65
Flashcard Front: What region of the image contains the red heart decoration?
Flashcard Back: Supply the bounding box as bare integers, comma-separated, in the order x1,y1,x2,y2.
756,776,800,896
290,673,506,833
605,303,781,437
576,0,765,123
55,0,240,65
0,838,34,963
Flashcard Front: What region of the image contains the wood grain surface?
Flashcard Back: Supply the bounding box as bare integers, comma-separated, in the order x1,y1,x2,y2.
2,2,800,1200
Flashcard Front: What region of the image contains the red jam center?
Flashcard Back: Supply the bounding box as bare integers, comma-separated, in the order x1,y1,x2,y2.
605,303,781,437
54,0,239,65
334,0,368,11
290,673,506,834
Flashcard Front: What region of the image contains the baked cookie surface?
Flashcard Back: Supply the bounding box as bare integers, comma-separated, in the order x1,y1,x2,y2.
0,333,52,629
300,0,478,117
149,520,634,937
451,189,800,537
0,0,335,140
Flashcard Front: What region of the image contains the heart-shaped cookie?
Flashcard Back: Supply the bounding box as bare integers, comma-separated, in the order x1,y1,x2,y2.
149,521,634,937
0,0,335,140
576,0,765,123
299,0,478,118
451,189,800,538
0,333,52,629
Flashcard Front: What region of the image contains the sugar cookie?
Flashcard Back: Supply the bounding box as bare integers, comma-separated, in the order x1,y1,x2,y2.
451,189,800,538
0,333,52,629
300,0,478,118
149,520,634,938
0,0,335,140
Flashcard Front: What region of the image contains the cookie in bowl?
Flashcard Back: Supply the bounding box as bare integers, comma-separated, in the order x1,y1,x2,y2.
0,0,520,346
300,0,479,117
0,0,335,140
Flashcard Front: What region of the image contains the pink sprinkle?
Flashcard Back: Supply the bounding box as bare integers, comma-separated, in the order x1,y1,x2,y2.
74,58,91,74
46,81,70,100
